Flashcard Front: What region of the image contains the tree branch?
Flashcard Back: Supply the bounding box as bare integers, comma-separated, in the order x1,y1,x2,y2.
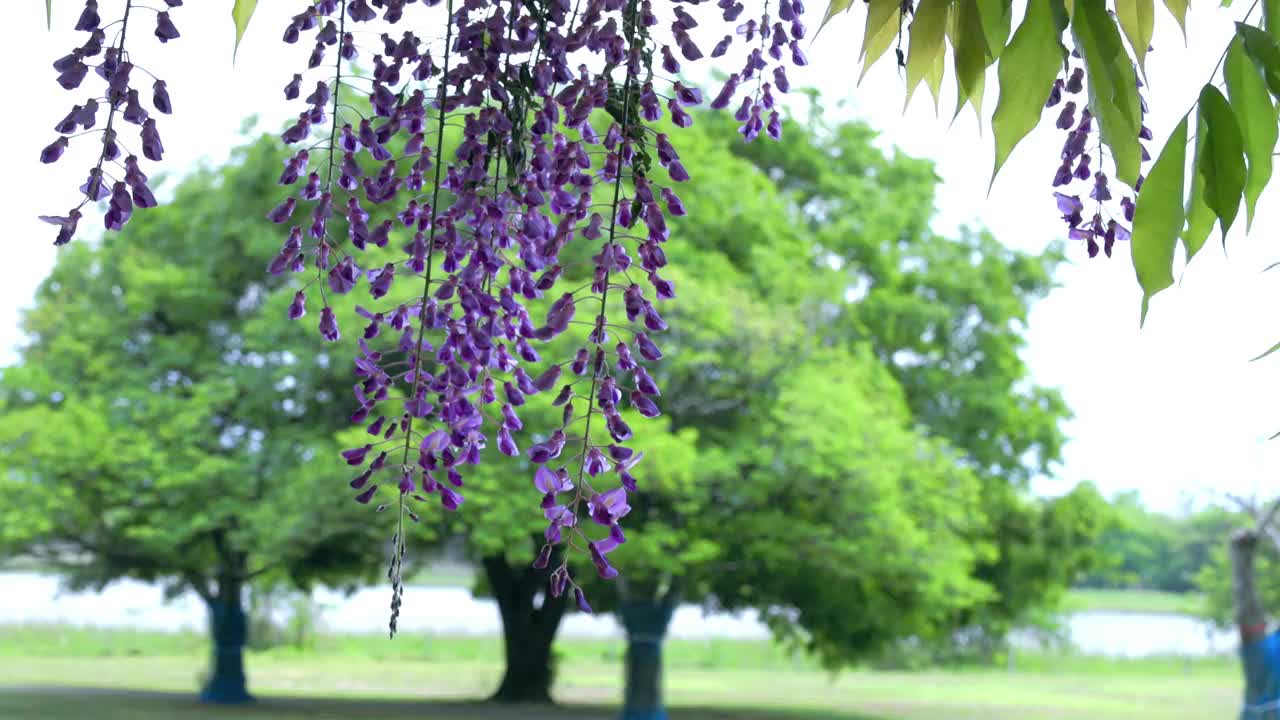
1259,497,1280,534
184,571,214,603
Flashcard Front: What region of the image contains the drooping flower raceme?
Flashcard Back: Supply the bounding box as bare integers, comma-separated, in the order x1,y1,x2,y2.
32,0,808,622
35,0,807,626
41,0,181,244
255,0,807,627
1043,47,1152,259
865,3,1149,261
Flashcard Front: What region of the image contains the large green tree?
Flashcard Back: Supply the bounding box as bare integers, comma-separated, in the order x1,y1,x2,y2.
452,247,995,713
425,102,1103,715
714,104,1107,656
578,108,1107,717
0,136,394,703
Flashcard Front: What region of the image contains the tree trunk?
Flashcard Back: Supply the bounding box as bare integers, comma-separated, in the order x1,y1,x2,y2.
484,552,567,704
618,586,679,720
200,578,254,704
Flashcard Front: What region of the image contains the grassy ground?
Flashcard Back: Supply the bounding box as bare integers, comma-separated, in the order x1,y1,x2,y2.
0,657,1241,720
0,625,1242,720
0,691,889,720
1060,589,1207,616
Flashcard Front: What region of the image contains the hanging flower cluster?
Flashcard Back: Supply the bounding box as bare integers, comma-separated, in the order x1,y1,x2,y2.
40,0,181,244
253,0,806,628
1045,46,1153,259
35,0,806,628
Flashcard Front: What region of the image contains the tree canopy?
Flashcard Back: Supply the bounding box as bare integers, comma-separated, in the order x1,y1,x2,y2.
0,136,396,701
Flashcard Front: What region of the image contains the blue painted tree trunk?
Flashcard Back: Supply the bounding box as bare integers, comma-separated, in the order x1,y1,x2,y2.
200,588,253,704
619,597,676,720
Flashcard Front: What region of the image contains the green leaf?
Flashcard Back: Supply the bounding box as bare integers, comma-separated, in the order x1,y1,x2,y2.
1132,115,1187,327
1115,0,1155,70
924,36,948,111
1056,0,1073,26
818,0,856,36
232,0,259,61
858,0,904,83
1073,1,1144,185
905,0,954,107
1267,0,1280,41
990,0,1068,180
1164,0,1189,40
978,0,1013,59
1238,23,1280,97
951,0,995,119
1251,339,1280,362
1183,124,1215,261
1196,85,1247,240
1224,34,1278,230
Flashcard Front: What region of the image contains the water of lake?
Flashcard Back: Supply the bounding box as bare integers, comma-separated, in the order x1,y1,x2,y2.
1011,611,1238,658
0,572,1239,657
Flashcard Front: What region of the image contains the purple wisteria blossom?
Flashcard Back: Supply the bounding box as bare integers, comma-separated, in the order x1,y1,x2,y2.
39,0,179,244
40,0,805,630
1043,46,1152,258
258,0,805,625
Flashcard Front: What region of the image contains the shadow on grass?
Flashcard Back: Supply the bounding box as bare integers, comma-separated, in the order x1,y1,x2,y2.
0,687,886,720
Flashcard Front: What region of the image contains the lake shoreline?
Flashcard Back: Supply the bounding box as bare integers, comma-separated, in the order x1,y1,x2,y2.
0,572,1238,657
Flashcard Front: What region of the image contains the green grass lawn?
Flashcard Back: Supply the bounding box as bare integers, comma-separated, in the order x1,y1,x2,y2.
0,624,1243,720
1061,588,1208,616
0,656,1241,720
0,691,879,720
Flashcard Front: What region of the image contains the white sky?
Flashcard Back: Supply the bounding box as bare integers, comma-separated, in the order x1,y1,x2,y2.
3,1,1279,513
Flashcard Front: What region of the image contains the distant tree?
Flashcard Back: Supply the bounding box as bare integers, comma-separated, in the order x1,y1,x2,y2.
1082,492,1237,594
1182,504,1245,591
0,136,395,704
1200,499,1280,628
1078,491,1167,589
